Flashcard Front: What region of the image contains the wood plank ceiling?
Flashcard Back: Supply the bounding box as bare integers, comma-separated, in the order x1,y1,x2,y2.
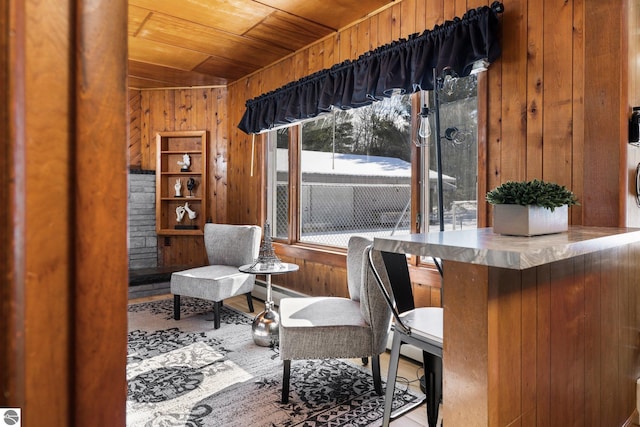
128,0,393,89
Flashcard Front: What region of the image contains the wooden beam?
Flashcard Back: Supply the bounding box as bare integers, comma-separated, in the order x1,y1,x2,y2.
2,0,128,425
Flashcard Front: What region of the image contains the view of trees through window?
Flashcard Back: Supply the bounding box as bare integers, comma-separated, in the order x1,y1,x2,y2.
267,75,478,248
301,96,411,162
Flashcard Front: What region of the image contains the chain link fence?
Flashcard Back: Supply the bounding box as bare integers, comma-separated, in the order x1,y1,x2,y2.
275,182,411,247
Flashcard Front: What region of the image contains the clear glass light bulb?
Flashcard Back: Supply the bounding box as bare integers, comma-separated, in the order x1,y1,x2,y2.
418,116,431,139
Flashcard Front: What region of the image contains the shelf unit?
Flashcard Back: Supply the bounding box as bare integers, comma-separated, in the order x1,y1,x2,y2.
155,130,207,235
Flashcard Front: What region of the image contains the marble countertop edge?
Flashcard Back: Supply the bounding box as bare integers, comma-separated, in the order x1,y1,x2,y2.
373,226,640,270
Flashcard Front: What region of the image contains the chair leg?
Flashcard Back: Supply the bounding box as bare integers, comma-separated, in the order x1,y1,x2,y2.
282,359,291,404
382,332,403,427
245,292,254,313
173,295,181,320
213,301,222,329
372,354,382,396
423,351,443,427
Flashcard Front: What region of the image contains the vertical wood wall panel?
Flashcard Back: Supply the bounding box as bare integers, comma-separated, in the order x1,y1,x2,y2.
414,0,426,30
446,261,489,425
390,3,401,41
323,36,337,69
542,0,573,188
0,0,22,412
583,2,625,226
356,20,371,58
307,41,323,75
378,7,395,48
526,0,543,180
549,258,584,426
500,0,528,183
520,268,538,427
443,0,456,20
400,0,416,39
425,0,445,28
467,0,490,10
140,90,152,169
491,268,523,425
570,0,585,225
535,264,551,426
213,87,228,223
23,0,73,423
601,247,623,424
137,87,227,267
294,50,310,80
74,1,128,424
129,89,142,167
620,244,636,424
583,251,602,426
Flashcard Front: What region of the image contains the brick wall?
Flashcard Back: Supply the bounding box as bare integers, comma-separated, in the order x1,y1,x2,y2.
128,170,157,270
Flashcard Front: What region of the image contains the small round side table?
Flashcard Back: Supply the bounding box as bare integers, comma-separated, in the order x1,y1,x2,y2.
239,262,299,346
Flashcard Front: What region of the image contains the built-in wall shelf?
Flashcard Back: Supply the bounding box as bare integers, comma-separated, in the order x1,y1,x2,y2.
155,130,207,236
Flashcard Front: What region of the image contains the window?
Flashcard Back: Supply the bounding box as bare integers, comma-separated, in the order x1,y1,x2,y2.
422,75,479,232
266,127,290,240
267,75,479,249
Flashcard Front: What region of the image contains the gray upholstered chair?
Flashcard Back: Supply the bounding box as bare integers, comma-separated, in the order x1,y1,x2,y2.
170,223,261,329
278,236,392,403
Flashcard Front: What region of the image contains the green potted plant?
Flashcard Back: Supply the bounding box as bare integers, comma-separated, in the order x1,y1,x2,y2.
486,179,579,236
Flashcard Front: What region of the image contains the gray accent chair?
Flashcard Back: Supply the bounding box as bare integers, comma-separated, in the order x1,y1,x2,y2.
170,223,261,329
278,236,393,403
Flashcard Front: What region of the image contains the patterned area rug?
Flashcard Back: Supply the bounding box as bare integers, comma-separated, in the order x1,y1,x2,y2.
127,297,421,427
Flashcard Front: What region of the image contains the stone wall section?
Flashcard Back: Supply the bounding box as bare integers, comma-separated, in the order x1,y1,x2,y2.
128,170,157,270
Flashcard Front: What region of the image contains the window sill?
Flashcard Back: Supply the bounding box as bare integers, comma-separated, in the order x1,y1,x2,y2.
272,241,442,288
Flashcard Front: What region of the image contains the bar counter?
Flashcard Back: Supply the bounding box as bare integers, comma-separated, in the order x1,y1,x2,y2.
374,226,640,426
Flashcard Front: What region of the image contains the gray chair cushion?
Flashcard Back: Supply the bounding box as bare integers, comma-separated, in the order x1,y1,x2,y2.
170,265,254,302
279,297,373,360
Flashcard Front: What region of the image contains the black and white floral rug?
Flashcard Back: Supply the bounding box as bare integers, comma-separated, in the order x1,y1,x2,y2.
127,297,421,427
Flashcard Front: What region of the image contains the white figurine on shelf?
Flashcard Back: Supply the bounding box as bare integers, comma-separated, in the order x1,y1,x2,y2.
184,202,197,220
177,153,191,171
174,179,182,197
175,205,186,222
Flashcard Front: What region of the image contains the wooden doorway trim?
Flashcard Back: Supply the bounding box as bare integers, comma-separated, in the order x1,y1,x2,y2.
1,0,128,425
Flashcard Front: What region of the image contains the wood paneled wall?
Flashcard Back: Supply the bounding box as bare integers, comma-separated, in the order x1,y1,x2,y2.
131,87,228,267
127,0,634,298
443,242,640,426
221,0,631,297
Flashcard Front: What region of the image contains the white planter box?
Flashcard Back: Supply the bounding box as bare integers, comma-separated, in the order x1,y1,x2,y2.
493,204,568,236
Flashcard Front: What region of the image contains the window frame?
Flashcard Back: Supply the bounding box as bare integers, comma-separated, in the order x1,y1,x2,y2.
266,74,488,266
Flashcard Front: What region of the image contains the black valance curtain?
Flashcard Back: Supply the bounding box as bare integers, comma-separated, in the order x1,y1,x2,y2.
238,2,504,135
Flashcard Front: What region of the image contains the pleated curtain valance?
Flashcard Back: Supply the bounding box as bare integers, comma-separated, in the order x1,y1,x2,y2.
238,1,504,135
